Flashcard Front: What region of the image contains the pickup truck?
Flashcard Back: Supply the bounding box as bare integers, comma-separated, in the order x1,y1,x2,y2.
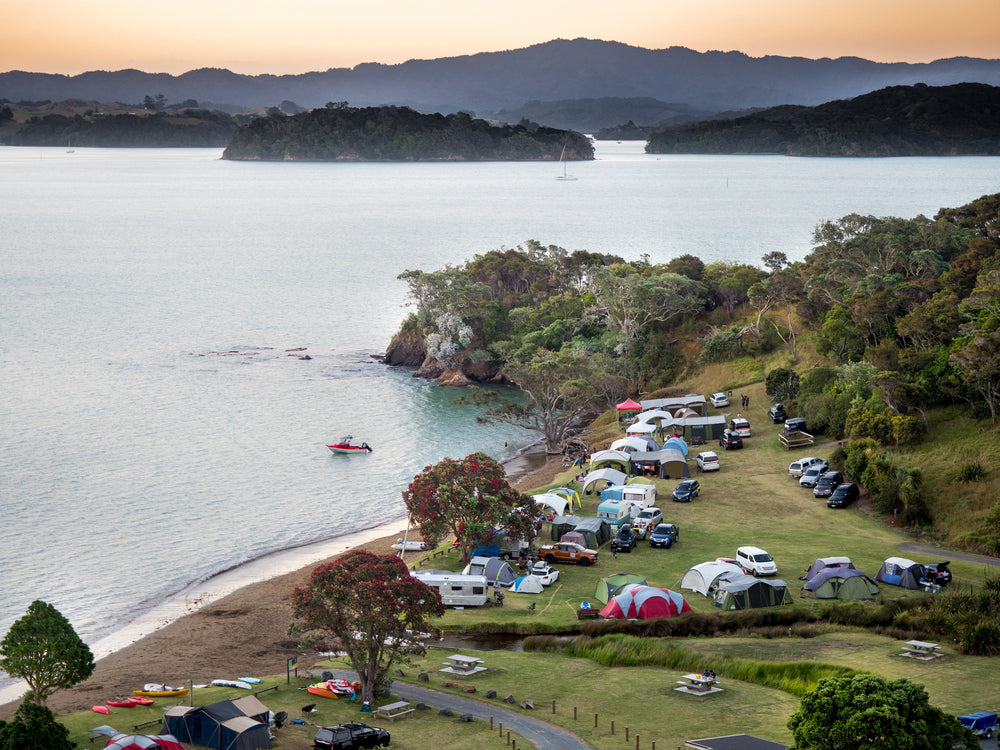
537,542,599,566
314,722,391,750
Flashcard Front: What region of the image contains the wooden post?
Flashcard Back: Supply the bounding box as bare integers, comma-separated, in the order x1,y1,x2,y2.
490,716,493,730
594,713,598,728
499,722,503,737
625,726,629,741
574,706,577,720
506,730,510,746
611,720,615,735
552,699,556,714
635,735,639,749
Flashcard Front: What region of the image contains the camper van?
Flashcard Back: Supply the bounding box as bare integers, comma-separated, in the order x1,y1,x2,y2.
621,483,656,508
410,571,489,607
597,497,632,528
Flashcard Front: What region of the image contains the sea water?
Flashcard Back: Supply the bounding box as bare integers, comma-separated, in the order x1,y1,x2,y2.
1,141,997,669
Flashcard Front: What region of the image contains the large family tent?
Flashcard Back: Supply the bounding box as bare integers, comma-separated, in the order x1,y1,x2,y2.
681,561,744,597
803,556,855,580
662,436,689,456
626,448,689,479
582,468,627,495
599,585,692,619
464,556,517,587
90,728,185,750
533,493,569,517
162,696,271,750
550,516,611,548
547,486,582,509
595,572,648,604
802,567,880,600
713,574,792,610
633,409,675,428
510,575,544,594
875,557,926,589
610,435,659,454
588,449,631,473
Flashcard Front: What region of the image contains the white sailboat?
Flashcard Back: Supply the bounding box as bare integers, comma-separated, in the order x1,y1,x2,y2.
556,143,578,181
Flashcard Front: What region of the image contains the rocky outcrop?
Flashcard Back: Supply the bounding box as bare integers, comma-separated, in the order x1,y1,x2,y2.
384,319,506,385
384,318,426,367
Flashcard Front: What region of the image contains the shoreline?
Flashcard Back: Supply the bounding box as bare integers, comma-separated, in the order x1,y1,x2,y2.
0,444,561,714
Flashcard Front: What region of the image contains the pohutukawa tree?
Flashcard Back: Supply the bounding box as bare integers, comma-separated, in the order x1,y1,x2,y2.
0,600,94,706
291,551,445,705
402,452,543,564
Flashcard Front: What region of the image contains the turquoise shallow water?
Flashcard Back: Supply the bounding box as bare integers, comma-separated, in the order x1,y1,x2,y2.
1,141,997,659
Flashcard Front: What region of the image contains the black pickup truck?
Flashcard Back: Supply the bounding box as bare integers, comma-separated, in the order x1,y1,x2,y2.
314,723,391,750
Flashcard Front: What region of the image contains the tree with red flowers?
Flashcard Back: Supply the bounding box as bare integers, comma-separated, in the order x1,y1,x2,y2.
402,452,542,564
291,550,444,705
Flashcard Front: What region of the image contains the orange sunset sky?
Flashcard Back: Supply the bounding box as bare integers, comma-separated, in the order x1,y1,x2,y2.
3,0,999,75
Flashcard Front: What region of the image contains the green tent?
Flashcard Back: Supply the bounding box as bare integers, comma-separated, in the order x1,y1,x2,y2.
713,574,792,610
801,568,879,600
595,572,647,604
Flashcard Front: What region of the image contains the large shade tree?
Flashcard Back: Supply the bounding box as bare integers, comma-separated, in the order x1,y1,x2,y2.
402,452,542,564
291,550,445,705
0,600,94,706
787,674,977,750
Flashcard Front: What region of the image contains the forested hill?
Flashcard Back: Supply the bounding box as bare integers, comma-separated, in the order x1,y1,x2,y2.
646,83,1000,156
221,105,593,161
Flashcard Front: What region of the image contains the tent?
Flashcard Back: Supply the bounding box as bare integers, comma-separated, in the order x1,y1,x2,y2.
713,574,792,610
625,422,658,436
803,556,855,580
662,436,689,456
627,448,689,479
572,516,612,546
875,557,925,589
595,572,648,604
464,556,517,587
105,734,186,750
599,585,692,619
533,493,569,517
559,530,587,547
511,575,544,594
633,408,675,427
547,486,582,509
802,568,880,600
588,449,631,473
616,398,642,413
162,697,271,750
681,561,744,597
582,468,627,495
610,436,659,454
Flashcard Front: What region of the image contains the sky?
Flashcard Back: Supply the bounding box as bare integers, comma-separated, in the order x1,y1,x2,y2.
3,0,999,75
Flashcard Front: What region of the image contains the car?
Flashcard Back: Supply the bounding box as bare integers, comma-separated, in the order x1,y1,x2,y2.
923,561,952,586
719,430,743,450
826,482,860,508
736,545,777,576
648,523,679,548
813,470,844,498
695,451,720,472
672,479,701,502
314,722,391,750
709,392,730,408
611,525,638,553
768,403,787,423
783,417,807,434
728,417,751,437
798,464,829,488
788,456,824,478
530,561,560,585
537,542,599,566
632,506,663,537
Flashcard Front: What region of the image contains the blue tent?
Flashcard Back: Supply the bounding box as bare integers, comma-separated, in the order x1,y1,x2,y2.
162,697,271,750
875,557,925,589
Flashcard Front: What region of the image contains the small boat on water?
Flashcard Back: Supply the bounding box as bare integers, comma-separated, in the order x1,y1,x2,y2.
326,435,372,455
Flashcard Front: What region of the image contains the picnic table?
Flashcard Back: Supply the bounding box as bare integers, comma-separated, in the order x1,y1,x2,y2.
674,673,723,695
374,700,413,720
439,654,487,677
900,640,942,659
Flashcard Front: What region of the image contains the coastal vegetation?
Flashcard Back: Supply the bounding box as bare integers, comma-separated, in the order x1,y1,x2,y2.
222,104,593,161
645,83,1000,156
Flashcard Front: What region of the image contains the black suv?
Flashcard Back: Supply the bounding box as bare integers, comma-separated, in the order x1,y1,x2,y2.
813,470,844,498
783,417,807,434
827,482,860,508
314,723,391,750
611,525,638,554
923,561,952,586
719,429,743,450
768,403,787,423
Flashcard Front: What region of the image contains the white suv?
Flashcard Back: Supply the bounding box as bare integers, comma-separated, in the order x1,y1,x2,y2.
737,545,778,576
696,451,720,472
788,456,824,478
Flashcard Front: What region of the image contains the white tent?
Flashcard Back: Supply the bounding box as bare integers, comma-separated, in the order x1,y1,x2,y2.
533,493,569,517
610,436,659,453
588,449,631,471
633,409,675,427
582,468,628,495
511,575,544,594
681,561,744,597
626,422,657,435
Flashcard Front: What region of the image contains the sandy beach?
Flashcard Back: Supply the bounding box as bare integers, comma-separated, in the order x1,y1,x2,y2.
0,449,564,719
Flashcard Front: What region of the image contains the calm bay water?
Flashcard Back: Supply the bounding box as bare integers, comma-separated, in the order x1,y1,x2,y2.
1,141,997,667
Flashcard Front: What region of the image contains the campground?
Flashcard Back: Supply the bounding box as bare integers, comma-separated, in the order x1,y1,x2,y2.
49,388,1000,749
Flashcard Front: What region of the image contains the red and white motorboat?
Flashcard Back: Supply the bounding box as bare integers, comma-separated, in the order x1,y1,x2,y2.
326,436,372,455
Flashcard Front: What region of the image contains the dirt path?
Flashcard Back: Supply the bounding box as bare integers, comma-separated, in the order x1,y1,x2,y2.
896,543,1000,568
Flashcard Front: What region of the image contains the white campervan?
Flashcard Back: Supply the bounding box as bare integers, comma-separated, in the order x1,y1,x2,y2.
621,483,656,508
410,571,489,607
736,546,777,577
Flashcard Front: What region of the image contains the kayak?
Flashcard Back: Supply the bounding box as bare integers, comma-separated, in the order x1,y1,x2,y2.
211,679,252,689
239,677,263,684
133,687,189,697
107,698,137,707
130,696,155,706
92,705,111,714
307,679,358,699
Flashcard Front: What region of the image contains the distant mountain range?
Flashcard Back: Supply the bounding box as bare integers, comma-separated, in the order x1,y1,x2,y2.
4,38,1000,131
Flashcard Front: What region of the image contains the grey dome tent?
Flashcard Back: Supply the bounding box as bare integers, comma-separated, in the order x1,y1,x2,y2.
681,561,744,597
803,556,854,580
464,556,517,588
713,574,792,610
875,557,925,589
162,696,271,750
802,567,879,600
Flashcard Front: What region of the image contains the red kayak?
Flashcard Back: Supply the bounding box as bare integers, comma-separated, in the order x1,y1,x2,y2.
107,698,137,707
92,705,111,714
129,696,155,706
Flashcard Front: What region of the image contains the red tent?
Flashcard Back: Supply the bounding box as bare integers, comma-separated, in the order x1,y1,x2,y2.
105,734,186,750
616,398,642,412
598,585,692,619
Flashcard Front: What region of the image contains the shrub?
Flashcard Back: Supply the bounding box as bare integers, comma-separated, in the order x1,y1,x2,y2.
955,461,986,482
958,618,1000,655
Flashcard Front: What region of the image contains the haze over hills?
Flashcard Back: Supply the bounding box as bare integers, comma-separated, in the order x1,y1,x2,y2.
3,38,1000,131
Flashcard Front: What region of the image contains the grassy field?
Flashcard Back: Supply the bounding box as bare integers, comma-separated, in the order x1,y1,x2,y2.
56,377,999,749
